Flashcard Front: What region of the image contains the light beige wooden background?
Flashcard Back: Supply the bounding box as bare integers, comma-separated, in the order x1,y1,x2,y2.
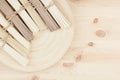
1,0,120,80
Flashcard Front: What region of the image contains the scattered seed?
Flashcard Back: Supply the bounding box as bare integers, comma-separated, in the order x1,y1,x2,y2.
96,30,106,38
31,76,39,80
75,55,82,62
63,62,74,67
88,42,94,46
93,18,99,23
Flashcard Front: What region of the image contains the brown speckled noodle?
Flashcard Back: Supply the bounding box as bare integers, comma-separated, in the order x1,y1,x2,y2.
7,0,40,34
0,25,29,57
0,26,29,66
0,0,33,41
0,12,30,49
18,0,47,31
29,0,60,31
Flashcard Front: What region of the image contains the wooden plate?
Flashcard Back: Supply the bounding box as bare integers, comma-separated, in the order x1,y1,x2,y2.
0,0,74,72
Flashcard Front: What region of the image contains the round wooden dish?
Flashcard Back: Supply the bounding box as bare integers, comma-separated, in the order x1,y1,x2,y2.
0,0,74,72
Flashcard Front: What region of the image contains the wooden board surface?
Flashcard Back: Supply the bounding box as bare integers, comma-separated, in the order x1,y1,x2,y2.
1,0,120,80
